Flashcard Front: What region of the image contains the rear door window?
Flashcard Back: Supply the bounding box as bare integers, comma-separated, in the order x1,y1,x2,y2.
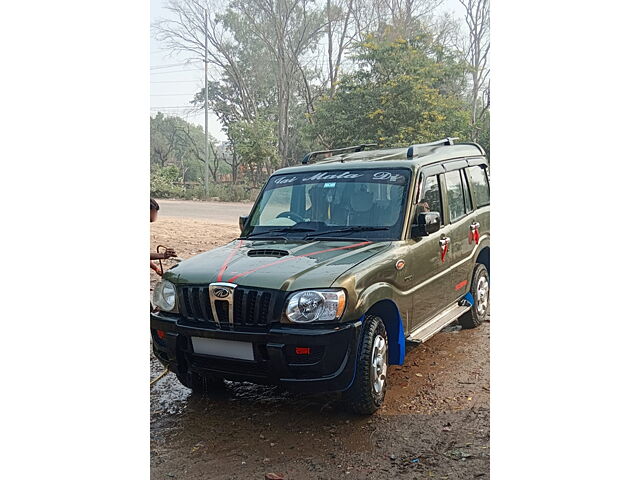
468,166,490,207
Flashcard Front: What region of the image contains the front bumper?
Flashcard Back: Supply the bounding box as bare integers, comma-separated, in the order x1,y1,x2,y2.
151,312,363,393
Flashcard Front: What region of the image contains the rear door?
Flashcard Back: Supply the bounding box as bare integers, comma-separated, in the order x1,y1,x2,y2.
441,165,477,296
466,162,490,266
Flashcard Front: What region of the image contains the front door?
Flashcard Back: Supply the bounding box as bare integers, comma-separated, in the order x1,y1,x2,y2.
406,171,456,331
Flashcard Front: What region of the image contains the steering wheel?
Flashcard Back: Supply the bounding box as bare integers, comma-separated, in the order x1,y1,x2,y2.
276,211,306,223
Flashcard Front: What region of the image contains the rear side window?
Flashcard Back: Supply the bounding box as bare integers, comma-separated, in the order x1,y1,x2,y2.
468,166,490,207
444,170,466,222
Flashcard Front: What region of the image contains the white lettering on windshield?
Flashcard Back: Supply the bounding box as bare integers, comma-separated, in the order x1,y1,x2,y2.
271,170,406,187
302,171,364,181
373,171,404,182
274,176,297,184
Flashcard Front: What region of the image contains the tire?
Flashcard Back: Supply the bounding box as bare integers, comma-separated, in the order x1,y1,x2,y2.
458,263,490,329
344,315,388,415
176,371,226,394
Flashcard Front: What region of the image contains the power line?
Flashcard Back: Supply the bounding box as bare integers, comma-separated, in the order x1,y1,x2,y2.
150,62,195,70
151,80,201,84
150,68,201,75
150,105,200,109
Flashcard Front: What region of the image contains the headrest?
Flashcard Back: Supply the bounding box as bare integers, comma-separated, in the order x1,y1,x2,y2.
350,190,373,213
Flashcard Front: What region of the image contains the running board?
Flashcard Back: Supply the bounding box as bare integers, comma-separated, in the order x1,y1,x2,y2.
407,304,470,343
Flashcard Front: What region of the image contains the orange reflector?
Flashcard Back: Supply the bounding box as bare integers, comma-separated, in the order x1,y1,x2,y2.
336,293,346,318
295,347,311,355
157,330,166,339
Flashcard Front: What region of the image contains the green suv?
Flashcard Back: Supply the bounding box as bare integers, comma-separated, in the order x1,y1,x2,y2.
151,138,490,414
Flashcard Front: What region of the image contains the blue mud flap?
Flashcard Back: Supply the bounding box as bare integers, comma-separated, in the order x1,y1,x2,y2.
464,291,475,306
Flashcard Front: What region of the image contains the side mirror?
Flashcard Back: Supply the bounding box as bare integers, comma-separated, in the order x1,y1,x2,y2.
412,211,441,237
239,215,248,231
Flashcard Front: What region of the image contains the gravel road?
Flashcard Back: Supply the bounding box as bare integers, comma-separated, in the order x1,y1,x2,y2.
150,204,490,479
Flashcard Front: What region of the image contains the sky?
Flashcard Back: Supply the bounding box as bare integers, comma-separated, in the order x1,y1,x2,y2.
150,0,469,143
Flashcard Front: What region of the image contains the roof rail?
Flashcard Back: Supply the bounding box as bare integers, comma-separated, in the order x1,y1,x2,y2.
301,143,377,165
407,137,459,159
458,141,486,156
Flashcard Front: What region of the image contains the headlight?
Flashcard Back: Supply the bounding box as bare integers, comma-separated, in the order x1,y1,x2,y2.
285,289,346,323
152,280,177,312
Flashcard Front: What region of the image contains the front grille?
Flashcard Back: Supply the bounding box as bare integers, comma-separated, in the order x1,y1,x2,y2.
178,286,213,324
213,300,230,323
233,288,275,327
178,285,285,331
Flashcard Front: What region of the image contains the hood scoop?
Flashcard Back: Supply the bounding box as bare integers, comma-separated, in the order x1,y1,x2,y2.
247,248,290,258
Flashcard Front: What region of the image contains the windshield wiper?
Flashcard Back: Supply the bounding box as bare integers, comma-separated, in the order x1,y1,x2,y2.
244,226,315,239
303,226,390,240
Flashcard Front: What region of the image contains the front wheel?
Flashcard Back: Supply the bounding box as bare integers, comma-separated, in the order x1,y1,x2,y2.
459,263,490,329
344,316,388,415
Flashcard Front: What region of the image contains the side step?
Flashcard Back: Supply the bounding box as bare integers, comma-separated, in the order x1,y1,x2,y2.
407,304,470,343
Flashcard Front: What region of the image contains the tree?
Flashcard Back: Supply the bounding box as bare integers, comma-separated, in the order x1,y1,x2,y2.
459,0,489,142
229,117,279,187
155,0,327,168
150,113,228,186
311,33,470,147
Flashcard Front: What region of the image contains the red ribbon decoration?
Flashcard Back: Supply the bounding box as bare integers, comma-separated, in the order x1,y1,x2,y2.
217,240,244,281
440,242,449,262
226,241,372,283
473,227,480,244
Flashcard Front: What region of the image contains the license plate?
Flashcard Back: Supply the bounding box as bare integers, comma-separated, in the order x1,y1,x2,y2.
191,337,255,361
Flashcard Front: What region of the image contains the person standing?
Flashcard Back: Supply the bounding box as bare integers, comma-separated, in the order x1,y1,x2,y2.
150,198,176,276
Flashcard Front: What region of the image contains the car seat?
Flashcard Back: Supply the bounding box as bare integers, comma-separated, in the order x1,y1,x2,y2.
384,186,403,226
349,189,374,225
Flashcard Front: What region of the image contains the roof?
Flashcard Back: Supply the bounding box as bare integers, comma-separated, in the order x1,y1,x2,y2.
276,142,486,176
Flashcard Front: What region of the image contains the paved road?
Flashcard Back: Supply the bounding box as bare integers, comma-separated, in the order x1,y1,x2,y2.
158,199,253,224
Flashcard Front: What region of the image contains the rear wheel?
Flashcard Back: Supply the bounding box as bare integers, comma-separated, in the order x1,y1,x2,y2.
176,371,226,394
345,316,388,415
459,263,489,329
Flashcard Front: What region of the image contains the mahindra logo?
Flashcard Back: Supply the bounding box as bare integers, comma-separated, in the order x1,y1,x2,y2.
213,288,230,299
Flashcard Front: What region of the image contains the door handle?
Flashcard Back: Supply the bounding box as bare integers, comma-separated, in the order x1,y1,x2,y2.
469,222,480,244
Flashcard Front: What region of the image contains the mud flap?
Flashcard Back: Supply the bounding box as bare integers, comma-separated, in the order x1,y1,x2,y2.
461,291,475,307
387,311,405,366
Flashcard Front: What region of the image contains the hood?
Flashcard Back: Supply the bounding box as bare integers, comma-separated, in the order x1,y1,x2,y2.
165,238,391,290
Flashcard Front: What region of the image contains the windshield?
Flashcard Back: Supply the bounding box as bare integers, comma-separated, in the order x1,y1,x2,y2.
243,168,411,240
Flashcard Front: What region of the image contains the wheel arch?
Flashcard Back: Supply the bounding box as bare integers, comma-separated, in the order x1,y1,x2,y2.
475,245,490,277
365,299,405,366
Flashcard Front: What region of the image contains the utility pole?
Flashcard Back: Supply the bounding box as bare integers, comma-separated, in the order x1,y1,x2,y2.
204,8,209,198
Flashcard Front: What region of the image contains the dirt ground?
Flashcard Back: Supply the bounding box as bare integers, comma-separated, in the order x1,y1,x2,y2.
150,215,490,480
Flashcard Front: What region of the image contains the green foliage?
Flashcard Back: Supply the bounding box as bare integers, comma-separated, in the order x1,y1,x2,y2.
311,34,472,148
476,111,490,158
151,165,183,198
229,118,279,186
150,113,234,199
187,183,251,202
